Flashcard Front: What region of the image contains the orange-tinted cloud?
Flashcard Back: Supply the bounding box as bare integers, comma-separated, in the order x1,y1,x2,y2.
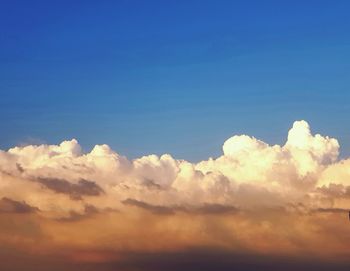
0,120,350,269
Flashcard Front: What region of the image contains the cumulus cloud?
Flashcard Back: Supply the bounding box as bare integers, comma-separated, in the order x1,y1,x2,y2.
0,120,347,213
0,120,350,265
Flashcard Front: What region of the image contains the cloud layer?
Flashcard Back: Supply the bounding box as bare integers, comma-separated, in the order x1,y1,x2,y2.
0,120,350,268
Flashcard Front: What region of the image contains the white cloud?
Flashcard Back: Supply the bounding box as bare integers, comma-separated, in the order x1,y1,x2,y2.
0,120,348,217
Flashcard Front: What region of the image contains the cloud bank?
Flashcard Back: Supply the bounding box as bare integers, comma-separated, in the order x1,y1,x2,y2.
0,120,350,269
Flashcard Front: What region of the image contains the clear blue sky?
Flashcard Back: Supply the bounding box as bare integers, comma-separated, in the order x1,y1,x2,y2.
1,0,349,161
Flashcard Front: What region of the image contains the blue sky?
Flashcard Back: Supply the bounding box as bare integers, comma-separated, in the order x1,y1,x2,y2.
1,0,350,160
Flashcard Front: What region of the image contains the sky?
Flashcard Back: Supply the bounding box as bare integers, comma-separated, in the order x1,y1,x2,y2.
1,1,350,271
1,0,350,161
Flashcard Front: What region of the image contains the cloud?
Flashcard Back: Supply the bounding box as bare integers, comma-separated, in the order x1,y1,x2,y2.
0,197,38,213
57,204,100,222
0,120,350,266
122,198,238,215
0,119,347,214
84,249,350,271
191,203,238,215
122,198,175,215
312,208,349,214
35,177,104,200
2,248,350,271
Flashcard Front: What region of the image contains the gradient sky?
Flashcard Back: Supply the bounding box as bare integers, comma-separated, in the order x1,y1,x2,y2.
1,0,350,161
2,2,350,270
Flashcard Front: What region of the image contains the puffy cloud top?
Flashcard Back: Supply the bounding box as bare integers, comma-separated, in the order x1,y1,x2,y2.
0,120,348,215
223,135,268,157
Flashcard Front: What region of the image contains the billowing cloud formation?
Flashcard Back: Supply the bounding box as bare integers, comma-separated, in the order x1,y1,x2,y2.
0,120,350,269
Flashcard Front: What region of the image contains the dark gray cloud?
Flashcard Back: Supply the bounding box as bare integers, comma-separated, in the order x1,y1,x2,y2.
0,197,38,214
122,198,238,216
16,163,24,173
317,184,350,198
2,246,350,271
312,208,349,214
36,177,104,200
142,179,163,190
122,198,175,215
102,249,350,271
193,204,238,215
57,204,100,222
